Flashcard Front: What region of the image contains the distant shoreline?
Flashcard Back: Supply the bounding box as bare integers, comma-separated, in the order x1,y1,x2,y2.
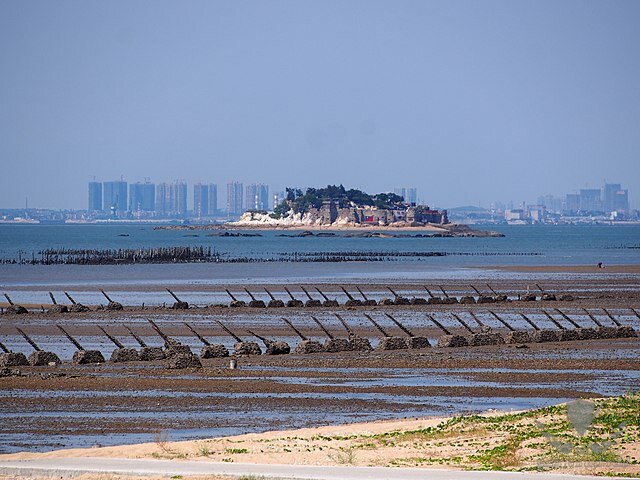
158,223,447,231
480,264,640,274
155,223,505,237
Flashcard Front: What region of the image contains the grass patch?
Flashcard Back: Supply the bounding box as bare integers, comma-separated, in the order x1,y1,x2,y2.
328,446,357,465
225,447,249,454
377,393,640,474
195,442,211,457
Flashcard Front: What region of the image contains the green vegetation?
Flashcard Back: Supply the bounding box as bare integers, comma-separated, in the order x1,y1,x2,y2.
272,184,405,217
144,394,638,477
378,394,640,474
225,447,249,454
196,442,211,456
310,393,639,475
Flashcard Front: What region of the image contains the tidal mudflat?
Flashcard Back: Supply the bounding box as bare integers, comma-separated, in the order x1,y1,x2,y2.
0,273,638,456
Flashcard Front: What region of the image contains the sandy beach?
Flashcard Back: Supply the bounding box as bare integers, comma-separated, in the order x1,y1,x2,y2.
3,394,639,477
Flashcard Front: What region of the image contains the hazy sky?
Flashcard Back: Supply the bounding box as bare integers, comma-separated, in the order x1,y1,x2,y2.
1,0,639,210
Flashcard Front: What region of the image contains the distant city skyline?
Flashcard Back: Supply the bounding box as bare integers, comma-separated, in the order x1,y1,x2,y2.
75,177,636,218
1,177,636,224
2,173,637,212
3,176,638,215
81,179,425,217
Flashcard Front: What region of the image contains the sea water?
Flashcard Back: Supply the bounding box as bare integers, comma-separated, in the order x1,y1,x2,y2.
0,224,638,290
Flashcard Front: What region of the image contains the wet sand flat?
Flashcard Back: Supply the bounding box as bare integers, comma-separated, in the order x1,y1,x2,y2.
484,264,640,274
0,273,638,457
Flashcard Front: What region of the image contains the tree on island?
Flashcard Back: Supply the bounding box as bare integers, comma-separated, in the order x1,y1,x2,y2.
272,185,405,218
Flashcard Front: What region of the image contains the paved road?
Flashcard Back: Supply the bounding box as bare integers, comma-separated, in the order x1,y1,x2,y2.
0,457,630,479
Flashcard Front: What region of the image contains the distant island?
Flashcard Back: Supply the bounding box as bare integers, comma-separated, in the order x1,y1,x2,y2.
154,185,503,237
233,184,449,228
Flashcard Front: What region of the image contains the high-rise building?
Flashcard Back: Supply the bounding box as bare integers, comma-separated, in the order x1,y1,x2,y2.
155,183,168,215
538,195,563,214
406,187,417,204
194,183,217,217
194,184,208,217
603,183,622,212
176,182,187,215
565,194,580,213
129,182,155,212
103,181,128,214
613,189,629,212
273,191,285,210
245,183,269,211
88,182,102,212
393,187,417,204
156,181,187,216
226,182,243,215
603,183,621,212
208,184,218,215
579,189,602,212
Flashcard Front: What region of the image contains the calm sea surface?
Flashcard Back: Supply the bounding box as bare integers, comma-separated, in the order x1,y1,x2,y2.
0,224,638,292
1,224,638,263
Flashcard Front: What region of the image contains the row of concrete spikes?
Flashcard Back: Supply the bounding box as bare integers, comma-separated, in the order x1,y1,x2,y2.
1,283,570,315
1,308,637,369
224,283,569,308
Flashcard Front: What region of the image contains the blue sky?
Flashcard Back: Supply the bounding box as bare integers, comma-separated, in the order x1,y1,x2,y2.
1,0,639,209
